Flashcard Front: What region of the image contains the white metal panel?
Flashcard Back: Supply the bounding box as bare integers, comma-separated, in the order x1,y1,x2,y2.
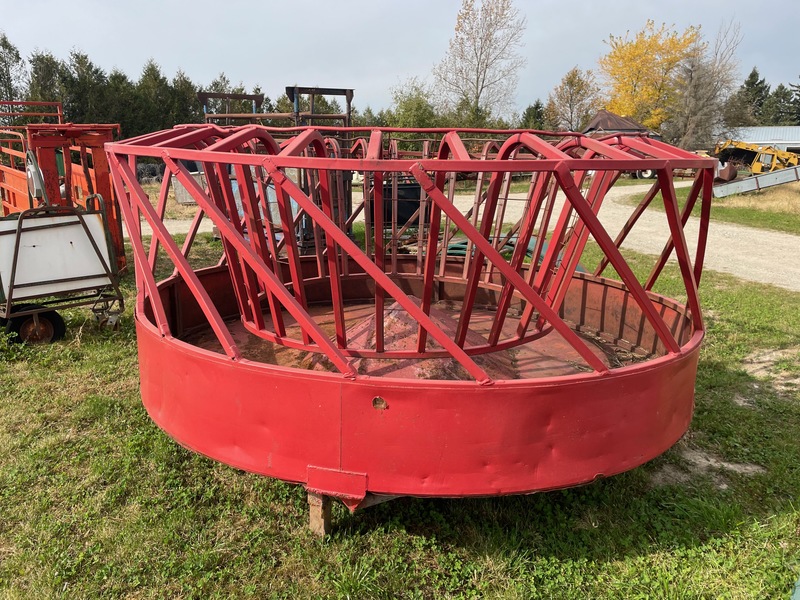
713,165,800,198
0,212,113,300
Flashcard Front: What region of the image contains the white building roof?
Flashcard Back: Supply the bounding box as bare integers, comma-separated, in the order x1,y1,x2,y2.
730,126,800,150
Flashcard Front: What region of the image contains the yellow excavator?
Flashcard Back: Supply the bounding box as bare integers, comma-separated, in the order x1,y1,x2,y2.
713,140,800,174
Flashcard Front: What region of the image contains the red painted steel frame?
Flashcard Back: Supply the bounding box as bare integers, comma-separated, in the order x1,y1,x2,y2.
1,120,126,271
106,125,714,509
0,100,64,128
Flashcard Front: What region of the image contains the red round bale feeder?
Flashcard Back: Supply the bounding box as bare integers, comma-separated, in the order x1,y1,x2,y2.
106,125,714,530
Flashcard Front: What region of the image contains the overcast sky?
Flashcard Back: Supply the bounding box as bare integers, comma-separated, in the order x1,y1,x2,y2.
4,0,797,116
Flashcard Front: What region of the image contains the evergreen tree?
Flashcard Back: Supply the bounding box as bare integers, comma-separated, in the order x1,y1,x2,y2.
352,106,390,127
722,89,757,128
789,76,800,125
103,69,138,136
519,100,545,129
169,70,202,126
203,73,260,115
446,96,492,128
762,84,796,125
61,51,108,124
739,67,771,123
0,32,25,103
135,60,172,134
26,50,67,104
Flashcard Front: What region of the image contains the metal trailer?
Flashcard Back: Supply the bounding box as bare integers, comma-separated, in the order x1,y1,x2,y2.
713,163,800,198
106,125,715,534
0,101,126,342
0,198,123,343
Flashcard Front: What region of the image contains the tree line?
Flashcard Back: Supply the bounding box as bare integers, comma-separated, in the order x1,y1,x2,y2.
368,12,800,150
1,36,201,137
538,21,800,149
0,29,463,137
0,33,356,137
3,1,800,150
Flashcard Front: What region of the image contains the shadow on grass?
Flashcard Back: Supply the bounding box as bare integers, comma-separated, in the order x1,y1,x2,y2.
330,358,798,566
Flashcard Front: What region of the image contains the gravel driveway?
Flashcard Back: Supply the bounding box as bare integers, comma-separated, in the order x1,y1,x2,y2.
130,182,800,292
592,184,800,292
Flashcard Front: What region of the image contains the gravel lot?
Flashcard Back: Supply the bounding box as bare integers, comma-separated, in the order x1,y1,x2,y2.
130,182,800,292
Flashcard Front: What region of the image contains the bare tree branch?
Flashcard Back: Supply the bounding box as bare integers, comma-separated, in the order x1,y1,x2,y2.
545,67,602,131
432,0,527,120
662,20,742,148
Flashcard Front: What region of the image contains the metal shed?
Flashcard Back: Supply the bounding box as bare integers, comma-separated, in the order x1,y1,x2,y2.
730,126,800,153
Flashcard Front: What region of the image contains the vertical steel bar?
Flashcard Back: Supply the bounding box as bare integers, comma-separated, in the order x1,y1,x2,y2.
655,169,704,332
390,170,398,275
124,156,241,357
169,156,356,374
595,180,662,277
455,181,499,343
109,153,169,335
418,132,471,351
515,176,561,338
366,131,385,352
308,168,325,277
236,161,282,333
212,162,256,326
485,162,515,284
264,157,491,383
147,174,172,273
644,173,704,290
437,173,457,277
693,168,713,286
315,160,347,349
553,165,681,354
411,164,608,373
488,171,551,345
416,140,432,275
547,167,615,312
373,171,385,353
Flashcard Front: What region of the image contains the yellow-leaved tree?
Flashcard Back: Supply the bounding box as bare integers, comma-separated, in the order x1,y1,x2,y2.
598,20,700,131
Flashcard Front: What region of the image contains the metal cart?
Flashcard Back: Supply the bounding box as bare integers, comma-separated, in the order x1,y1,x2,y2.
0,195,123,343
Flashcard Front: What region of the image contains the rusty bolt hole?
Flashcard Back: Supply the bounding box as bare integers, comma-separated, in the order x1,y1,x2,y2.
372,396,388,411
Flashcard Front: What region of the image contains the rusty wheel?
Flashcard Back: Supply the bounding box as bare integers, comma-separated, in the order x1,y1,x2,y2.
8,304,66,344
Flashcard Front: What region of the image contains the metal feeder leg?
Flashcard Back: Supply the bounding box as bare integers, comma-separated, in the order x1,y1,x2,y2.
307,492,331,537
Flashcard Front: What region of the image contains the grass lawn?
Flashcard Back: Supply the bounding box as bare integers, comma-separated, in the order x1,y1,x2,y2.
1,233,799,598
628,181,800,235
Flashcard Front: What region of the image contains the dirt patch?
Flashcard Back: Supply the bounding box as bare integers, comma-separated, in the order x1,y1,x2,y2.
649,464,693,488
742,347,800,392
650,444,765,490
680,448,766,476
732,394,757,409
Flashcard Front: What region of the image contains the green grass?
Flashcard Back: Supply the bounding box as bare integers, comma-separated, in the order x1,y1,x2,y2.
1,234,799,598
709,203,800,234
627,184,800,235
